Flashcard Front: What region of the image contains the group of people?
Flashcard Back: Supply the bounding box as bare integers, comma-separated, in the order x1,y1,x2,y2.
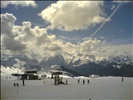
13,79,25,87
13,83,19,87
78,79,90,85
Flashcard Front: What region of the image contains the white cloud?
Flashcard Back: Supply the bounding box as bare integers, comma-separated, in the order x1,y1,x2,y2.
39,1,107,31
1,1,37,8
13,59,26,68
1,13,16,36
1,13,63,60
1,13,132,62
1,13,25,51
100,44,133,57
2,35,26,51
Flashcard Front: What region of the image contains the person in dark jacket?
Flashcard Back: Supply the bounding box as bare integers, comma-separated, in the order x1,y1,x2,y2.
122,77,124,82
13,83,16,87
88,79,90,84
83,80,85,85
16,83,19,87
22,79,25,86
78,79,80,83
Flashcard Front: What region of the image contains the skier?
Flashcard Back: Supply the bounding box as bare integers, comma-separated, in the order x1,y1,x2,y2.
78,79,80,83
13,83,16,87
83,80,85,85
65,79,68,85
22,79,25,86
122,77,124,82
16,83,19,87
88,79,90,84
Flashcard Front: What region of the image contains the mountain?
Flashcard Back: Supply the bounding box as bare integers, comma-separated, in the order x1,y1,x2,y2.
1,55,41,69
46,53,66,66
1,53,133,77
69,56,133,77
60,66,84,76
40,53,66,67
1,54,66,70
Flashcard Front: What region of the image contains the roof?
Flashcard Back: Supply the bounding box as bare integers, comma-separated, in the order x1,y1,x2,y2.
12,73,23,76
52,72,63,75
49,70,72,75
25,68,38,72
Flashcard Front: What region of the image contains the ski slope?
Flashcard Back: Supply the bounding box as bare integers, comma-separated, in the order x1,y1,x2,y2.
1,77,133,100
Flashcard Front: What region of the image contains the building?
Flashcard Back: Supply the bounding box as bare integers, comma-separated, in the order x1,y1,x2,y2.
21,68,39,80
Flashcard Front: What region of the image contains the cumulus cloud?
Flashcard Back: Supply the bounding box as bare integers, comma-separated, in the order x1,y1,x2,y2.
1,13,63,60
1,14,103,61
1,1,37,8
39,1,107,31
1,13,26,51
1,13,132,62
2,36,26,51
1,13,16,36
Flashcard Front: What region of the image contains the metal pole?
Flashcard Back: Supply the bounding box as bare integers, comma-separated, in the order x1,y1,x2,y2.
17,85,19,95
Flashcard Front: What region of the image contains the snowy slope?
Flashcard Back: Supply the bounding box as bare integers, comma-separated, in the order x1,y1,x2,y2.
1,77,132,100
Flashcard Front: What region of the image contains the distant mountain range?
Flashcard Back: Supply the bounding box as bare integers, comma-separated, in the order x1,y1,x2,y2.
1,53,133,77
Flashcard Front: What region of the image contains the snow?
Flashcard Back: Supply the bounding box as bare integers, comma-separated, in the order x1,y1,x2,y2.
1,65,132,100
74,76,90,79
1,65,24,80
60,75,72,78
1,77,133,100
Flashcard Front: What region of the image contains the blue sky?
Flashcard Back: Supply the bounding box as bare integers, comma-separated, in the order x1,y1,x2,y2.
1,1,133,61
1,1,132,45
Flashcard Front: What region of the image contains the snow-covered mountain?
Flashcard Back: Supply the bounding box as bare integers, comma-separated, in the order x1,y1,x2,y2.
1,55,40,69
1,53,133,68
67,55,133,77
41,53,66,66
1,53,133,77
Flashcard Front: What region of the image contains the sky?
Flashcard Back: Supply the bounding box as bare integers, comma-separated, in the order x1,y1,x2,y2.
1,0,133,62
